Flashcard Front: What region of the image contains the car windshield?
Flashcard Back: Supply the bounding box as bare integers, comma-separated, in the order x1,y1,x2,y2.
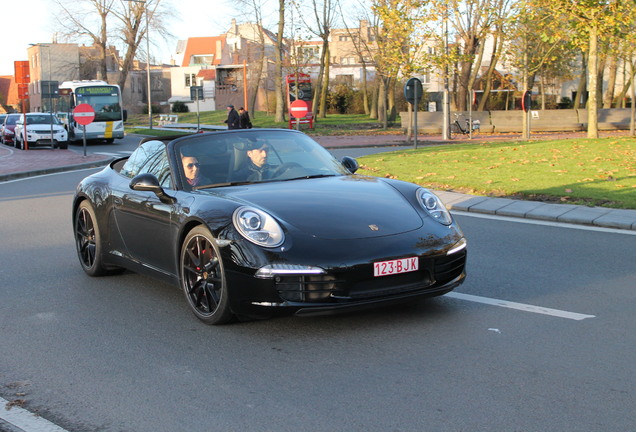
173,130,351,189
25,114,61,125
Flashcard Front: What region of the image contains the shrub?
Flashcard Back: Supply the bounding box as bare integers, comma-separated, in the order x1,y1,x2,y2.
142,103,162,114
172,101,189,113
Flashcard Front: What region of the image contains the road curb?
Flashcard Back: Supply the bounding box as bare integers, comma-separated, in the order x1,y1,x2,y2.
0,157,113,182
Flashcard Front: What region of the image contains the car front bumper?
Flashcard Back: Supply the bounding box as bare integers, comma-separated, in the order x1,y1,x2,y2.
223,233,468,317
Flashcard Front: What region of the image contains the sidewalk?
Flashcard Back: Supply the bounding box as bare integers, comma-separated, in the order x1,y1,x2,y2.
1,132,635,231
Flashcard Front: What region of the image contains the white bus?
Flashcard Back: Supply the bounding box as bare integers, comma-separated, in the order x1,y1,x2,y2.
58,80,126,143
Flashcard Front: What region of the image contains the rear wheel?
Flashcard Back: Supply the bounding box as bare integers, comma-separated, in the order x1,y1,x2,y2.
180,226,234,325
74,200,113,276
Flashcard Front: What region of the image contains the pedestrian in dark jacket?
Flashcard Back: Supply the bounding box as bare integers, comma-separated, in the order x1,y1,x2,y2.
224,105,240,129
238,107,252,129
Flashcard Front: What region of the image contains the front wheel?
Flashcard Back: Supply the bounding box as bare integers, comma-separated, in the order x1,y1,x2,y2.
180,226,234,325
74,200,112,276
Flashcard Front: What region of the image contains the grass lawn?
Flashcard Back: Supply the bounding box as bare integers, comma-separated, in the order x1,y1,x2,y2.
126,111,636,209
358,137,636,209
125,111,400,136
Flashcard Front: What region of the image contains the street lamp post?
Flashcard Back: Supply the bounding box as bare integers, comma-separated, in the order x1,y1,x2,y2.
127,0,153,129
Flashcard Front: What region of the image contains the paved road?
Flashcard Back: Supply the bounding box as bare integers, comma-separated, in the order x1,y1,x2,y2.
0,170,634,431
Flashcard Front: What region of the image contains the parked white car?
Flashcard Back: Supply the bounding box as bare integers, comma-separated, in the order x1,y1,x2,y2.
14,113,68,150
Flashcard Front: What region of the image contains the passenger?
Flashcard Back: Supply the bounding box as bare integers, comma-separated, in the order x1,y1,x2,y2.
182,154,210,187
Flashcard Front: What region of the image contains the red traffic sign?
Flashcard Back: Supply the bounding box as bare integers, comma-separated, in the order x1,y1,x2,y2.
290,100,309,119
73,103,95,126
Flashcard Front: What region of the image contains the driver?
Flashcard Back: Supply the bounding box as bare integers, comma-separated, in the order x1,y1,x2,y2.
234,141,272,182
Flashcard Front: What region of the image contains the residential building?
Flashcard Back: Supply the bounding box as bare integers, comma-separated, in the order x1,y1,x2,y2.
0,76,20,113
27,43,80,113
169,20,280,113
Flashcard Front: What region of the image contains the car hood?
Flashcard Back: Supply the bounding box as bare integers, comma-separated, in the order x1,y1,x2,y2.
25,124,65,130
222,176,424,240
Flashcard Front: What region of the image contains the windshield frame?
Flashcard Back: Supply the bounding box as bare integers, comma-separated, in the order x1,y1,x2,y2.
170,129,352,191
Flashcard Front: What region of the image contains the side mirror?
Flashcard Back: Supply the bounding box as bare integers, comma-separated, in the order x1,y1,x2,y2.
130,173,176,204
123,109,128,122
341,156,359,174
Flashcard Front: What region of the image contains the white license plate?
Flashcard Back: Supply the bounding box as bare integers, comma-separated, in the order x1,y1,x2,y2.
373,257,419,277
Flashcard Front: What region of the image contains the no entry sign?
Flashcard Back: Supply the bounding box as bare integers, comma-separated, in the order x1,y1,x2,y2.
290,100,309,119
73,103,95,126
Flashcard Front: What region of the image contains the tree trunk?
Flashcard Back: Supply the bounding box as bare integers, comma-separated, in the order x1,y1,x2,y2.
477,38,499,112
631,61,635,136
587,24,599,139
574,51,587,109
387,77,396,123
99,12,109,81
312,40,327,118
378,79,387,128
370,82,378,120
274,0,286,123
318,45,330,118
361,63,369,115
603,53,618,108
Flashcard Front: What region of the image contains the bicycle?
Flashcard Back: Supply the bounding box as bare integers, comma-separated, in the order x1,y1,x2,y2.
450,113,481,135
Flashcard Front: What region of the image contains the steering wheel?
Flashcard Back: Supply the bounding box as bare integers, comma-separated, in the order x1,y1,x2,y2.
272,162,302,178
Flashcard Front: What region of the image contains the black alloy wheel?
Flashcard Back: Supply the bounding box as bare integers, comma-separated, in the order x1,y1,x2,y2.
180,226,233,325
75,200,110,276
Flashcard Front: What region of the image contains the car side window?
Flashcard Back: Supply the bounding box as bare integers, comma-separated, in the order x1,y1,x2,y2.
121,140,172,188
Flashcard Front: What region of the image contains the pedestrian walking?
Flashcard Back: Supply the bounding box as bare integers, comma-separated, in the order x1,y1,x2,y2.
239,107,252,129
224,105,239,130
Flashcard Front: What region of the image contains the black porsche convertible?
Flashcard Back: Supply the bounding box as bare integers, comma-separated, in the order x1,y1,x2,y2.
72,129,467,324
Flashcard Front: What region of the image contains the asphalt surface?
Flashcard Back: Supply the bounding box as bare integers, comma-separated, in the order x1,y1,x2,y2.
1,131,635,231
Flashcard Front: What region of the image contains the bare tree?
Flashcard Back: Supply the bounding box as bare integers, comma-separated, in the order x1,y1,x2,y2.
54,0,116,81
293,0,339,118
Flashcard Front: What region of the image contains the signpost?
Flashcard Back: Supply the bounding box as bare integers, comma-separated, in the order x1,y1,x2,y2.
73,103,95,156
285,74,314,129
522,90,532,138
290,100,309,131
404,77,423,148
190,86,204,132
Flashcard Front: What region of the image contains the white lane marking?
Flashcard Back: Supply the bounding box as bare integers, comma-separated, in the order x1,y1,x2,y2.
446,292,596,321
452,210,636,236
0,396,71,432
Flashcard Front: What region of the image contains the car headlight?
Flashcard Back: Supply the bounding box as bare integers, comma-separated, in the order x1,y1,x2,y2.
233,206,284,247
416,189,453,225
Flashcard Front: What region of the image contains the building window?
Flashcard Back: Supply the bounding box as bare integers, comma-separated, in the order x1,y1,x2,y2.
185,73,196,87
191,55,214,66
